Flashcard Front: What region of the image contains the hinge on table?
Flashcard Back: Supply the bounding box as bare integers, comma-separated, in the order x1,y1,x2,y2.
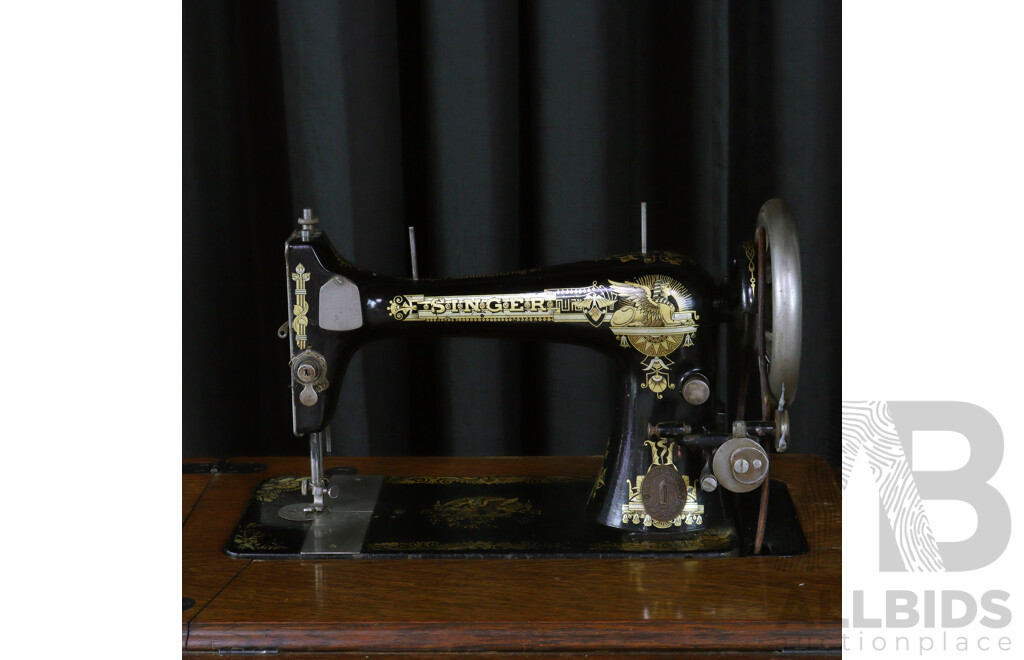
217,648,278,655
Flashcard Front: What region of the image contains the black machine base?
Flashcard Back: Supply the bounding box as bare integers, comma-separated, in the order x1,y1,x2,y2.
225,475,807,559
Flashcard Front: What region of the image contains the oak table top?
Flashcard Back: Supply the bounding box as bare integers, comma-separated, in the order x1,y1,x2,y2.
183,454,840,657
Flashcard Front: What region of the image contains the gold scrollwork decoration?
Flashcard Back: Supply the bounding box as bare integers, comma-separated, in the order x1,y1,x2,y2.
640,356,675,398
612,253,689,266
588,466,607,503
424,496,541,529
589,438,612,503
255,476,306,503
232,522,286,551
591,527,734,552
645,438,674,466
291,263,311,349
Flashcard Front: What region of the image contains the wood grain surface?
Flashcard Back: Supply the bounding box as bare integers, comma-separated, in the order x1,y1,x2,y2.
183,455,840,655
182,458,216,524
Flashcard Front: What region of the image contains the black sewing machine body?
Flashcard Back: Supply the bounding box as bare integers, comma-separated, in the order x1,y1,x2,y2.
287,238,718,431
225,201,803,558
287,228,725,534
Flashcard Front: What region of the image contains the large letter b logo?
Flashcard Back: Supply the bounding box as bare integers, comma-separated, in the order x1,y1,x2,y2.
842,401,1010,572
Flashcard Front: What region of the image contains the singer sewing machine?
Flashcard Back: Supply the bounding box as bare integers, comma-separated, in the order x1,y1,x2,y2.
225,200,806,558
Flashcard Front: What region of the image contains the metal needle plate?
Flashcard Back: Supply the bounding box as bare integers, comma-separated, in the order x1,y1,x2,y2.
299,475,383,555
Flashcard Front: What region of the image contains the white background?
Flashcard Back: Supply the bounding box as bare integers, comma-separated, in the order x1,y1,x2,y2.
843,1,1024,657
0,1,1020,657
0,2,182,656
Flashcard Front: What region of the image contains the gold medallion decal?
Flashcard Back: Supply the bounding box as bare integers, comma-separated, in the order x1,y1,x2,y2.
291,263,310,349
621,440,705,528
607,275,698,355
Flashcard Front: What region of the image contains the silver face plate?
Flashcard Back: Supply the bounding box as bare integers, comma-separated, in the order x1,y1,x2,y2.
319,276,363,331
299,475,383,555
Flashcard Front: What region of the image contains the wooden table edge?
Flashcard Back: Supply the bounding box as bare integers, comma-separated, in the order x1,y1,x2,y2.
186,620,840,652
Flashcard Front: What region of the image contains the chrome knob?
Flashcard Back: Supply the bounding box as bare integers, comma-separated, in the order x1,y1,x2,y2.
681,373,710,406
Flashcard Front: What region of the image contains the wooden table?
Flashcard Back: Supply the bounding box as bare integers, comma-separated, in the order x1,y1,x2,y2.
183,455,840,657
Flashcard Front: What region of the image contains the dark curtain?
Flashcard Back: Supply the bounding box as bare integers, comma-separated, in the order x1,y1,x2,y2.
183,0,840,465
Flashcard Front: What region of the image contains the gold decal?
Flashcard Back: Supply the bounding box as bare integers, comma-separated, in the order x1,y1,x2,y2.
425,497,541,529
644,438,674,466
388,284,615,325
291,263,311,349
621,474,705,528
621,440,705,528
589,437,612,503
608,275,699,356
588,466,607,503
613,253,687,266
387,275,699,362
640,356,675,399
232,522,286,551
255,476,305,503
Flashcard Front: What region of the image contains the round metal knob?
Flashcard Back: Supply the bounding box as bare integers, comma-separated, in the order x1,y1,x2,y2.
700,474,719,492
681,373,711,406
712,437,770,493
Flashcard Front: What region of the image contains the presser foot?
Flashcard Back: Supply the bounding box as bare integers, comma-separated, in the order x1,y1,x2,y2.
277,478,340,521
278,502,331,521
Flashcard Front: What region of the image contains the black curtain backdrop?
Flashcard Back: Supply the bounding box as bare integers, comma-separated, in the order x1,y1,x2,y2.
183,0,840,465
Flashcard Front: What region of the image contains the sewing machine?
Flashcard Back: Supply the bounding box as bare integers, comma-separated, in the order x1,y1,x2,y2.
226,200,805,558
